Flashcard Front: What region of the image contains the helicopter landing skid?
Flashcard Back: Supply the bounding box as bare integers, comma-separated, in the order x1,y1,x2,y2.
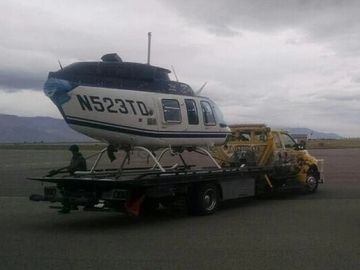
74,145,222,177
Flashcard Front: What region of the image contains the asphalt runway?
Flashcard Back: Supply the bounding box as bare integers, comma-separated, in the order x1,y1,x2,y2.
0,148,360,270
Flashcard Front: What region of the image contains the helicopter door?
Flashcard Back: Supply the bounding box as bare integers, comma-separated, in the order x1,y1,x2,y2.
184,99,200,132
159,98,186,132
200,100,217,131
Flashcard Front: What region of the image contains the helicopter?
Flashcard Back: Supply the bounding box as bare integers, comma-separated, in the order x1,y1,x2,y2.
44,42,230,168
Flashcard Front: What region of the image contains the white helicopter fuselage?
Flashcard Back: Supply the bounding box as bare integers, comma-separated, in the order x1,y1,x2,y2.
44,54,230,149
52,85,230,148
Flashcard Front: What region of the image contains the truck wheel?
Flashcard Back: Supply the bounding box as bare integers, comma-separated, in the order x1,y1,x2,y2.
189,183,219,215
305,174,318,193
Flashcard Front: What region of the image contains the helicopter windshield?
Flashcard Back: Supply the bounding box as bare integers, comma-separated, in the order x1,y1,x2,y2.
212,100,227,127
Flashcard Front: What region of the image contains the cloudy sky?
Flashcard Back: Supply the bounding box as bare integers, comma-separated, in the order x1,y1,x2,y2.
1,0,360,137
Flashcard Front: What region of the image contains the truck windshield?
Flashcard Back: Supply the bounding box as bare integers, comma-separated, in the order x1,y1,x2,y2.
280,133,297,149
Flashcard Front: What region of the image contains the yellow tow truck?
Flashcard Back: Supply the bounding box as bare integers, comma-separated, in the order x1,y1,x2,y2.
211,124,324,193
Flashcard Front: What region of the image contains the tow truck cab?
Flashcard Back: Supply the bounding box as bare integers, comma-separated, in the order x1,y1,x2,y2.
211,124,324,192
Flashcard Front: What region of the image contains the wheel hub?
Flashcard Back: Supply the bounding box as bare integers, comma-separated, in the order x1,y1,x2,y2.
307,175,317,190
203,189,216,210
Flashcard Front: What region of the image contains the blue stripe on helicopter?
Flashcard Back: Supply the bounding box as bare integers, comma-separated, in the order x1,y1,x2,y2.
65,116,229,138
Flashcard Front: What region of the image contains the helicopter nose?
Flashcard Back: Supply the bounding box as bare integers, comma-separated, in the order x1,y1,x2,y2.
43,78,75,105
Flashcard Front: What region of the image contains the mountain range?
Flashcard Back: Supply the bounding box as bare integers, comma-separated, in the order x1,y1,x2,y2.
0,114,94,143
0,113,342,143
283,127,343,140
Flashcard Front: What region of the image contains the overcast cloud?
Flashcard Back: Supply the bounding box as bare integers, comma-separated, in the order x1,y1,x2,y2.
0,0,359,136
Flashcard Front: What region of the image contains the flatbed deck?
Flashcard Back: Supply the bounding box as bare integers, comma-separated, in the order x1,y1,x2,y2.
29,165,270,187
29,164,276,215
28,143,322,216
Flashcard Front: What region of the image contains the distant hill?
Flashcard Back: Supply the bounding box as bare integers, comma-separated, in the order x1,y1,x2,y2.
0,114,94,143
284,127,343,140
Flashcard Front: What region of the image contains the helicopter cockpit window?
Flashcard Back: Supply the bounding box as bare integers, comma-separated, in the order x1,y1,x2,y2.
162,99,181,123
200,101,216,126
185,99,199,125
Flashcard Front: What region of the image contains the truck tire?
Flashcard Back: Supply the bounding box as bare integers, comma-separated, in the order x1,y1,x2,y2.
305,173,319,193
189,183,219,215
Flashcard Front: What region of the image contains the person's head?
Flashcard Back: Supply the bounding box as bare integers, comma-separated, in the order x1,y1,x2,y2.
69,144,79,153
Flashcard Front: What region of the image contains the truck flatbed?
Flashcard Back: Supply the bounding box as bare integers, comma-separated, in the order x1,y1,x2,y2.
29,164,275,216
29,165,269,187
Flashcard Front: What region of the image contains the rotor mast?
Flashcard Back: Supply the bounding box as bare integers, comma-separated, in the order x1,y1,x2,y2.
147,32,152,65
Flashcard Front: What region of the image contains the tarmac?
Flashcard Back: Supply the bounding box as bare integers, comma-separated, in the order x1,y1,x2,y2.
0,148,359,270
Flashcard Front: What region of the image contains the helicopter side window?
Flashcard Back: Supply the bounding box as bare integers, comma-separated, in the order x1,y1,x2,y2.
200,101,216,126
162,99,181,123
185,99,199,125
